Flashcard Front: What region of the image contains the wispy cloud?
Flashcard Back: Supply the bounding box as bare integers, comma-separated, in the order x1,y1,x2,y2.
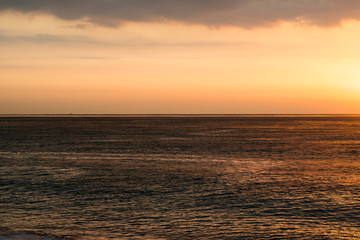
57,56,117,59
1,0,360,28
0,33,100,44
0,32,252,48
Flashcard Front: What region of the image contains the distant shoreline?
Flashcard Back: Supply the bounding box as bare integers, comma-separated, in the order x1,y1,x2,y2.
1,114,360,118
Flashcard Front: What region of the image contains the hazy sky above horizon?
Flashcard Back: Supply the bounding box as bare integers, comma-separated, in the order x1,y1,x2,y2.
1,0,360,114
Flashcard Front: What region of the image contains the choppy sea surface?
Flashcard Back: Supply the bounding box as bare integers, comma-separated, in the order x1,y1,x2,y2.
0,115,359,239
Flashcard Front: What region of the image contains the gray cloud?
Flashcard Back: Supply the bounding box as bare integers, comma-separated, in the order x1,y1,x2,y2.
1,0,360,27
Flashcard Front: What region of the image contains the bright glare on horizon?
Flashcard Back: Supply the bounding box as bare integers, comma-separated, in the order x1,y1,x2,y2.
1,1,360,114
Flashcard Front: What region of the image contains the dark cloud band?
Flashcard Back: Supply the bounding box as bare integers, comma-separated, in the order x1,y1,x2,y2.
1,0,360,27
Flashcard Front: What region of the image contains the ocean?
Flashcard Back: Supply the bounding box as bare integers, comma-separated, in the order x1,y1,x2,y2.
0,115,359,239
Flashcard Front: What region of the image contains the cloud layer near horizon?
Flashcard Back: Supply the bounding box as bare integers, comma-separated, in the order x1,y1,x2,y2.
1,0,360,27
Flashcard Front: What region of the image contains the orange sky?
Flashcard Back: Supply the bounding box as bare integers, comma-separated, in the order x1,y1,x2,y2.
1,7,360,114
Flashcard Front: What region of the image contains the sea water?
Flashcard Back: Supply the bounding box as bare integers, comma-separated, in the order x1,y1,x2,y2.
0,116,359,239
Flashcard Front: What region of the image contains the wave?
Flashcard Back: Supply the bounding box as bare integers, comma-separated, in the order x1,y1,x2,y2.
0,232,67,240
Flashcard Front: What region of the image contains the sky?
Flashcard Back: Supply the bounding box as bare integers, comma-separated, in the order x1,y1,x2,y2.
1,0,360,114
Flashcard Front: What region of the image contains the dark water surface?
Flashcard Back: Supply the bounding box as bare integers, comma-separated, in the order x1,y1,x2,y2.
0,116,359,239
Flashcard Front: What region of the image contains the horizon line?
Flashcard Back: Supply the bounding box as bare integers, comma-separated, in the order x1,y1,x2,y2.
1,114,360,117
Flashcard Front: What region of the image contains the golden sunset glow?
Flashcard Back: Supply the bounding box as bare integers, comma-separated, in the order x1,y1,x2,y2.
1,2,360,114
